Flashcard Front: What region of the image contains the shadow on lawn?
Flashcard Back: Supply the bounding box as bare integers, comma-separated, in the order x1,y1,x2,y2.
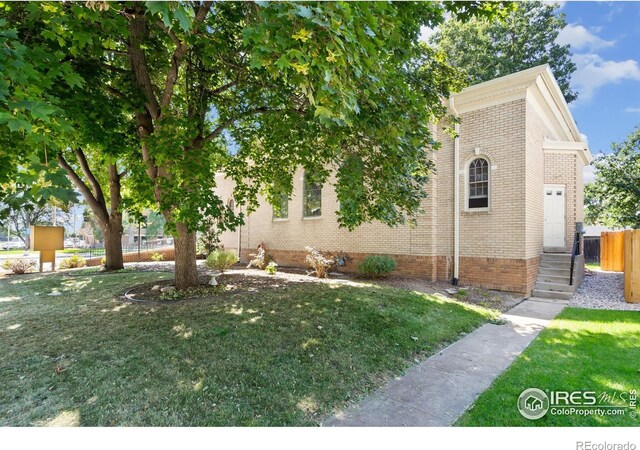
0,271,496,426
458,307,640,427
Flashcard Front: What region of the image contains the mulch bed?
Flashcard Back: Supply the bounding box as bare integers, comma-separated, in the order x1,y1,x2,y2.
120,272,293,304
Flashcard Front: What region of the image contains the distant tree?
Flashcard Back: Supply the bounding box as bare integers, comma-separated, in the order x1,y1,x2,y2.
144,211,165,240
584,127,640,229
431,1,577,103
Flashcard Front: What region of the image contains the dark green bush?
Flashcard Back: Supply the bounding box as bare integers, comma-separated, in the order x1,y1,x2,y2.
358,255,396,277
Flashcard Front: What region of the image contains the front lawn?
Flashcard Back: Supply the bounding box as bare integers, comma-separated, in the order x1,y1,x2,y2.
0,270,496,426
458,308,640,426
585,262,601,271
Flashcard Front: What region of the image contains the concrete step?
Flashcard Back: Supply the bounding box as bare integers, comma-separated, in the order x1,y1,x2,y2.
531,289,573,300
540,253,572,261
534,281,575,293
539,261,572,270
537,273,570,284
538,267,571,277
544,247,568,253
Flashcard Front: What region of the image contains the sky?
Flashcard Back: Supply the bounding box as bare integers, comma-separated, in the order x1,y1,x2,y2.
558,1,640,175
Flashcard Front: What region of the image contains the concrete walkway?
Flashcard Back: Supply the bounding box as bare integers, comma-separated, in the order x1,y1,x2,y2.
325,297,567,427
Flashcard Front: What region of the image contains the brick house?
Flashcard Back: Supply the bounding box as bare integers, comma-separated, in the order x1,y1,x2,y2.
216,65,592,295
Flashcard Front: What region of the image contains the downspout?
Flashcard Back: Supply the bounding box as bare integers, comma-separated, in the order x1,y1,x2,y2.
450,96,460,286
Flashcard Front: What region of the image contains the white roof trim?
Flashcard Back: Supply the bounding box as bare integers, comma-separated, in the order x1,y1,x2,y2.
449,64,593,162
543,140,593,164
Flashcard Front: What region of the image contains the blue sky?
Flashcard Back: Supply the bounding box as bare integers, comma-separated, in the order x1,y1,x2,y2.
559,1,640,165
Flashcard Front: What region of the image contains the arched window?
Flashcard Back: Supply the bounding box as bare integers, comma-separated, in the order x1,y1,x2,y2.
468,158,489,209
227,198,235,212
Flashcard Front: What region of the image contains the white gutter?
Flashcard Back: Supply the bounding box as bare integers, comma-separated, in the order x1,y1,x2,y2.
450,96,460,285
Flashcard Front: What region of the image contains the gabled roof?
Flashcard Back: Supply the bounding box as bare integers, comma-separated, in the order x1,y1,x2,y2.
449,65,592,164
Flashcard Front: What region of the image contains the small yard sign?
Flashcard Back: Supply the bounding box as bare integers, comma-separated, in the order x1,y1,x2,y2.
30,226,64,272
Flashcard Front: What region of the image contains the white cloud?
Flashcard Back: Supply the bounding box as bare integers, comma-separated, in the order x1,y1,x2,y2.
583,164,596,183
571,53,640,100
556,24,615,51
625,107,640,113
580,133,589,144
419,25,437,43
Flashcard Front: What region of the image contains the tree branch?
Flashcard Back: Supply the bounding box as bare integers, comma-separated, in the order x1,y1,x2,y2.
57,152,109,224
74,148,106,208
127,7,161,120
210,79,238,97
158,2,213,110
201,107,305,145
104,85,127,99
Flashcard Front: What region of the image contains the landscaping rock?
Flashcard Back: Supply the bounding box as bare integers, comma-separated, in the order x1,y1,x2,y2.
570,270,640,311
151,285,161,291
160,286,176,294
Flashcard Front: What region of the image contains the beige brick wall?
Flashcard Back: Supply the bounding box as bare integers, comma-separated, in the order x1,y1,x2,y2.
214,95,580,294
217,169,437,261
438,99,528,260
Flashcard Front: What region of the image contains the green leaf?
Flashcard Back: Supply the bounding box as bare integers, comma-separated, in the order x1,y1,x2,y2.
295,5,313,19
173,7,192,32
313,106,333,119
7,118,32,132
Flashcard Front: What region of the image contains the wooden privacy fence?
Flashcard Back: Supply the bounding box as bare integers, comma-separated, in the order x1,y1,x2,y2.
624,230,640,303
600,231,624,272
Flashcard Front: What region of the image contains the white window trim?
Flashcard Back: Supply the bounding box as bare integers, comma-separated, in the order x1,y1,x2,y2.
302,170,322,218
464,156,491,212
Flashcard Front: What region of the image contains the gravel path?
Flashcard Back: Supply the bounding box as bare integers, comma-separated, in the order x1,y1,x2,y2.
570,270,640,311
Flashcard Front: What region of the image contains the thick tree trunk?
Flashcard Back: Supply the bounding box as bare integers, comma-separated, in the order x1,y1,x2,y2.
103,218,124,271
174,222,199,290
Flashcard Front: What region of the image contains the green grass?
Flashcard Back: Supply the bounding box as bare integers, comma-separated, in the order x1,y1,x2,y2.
0,249,30,255
0,271,497,426
585,262,601,271
458,308,640,426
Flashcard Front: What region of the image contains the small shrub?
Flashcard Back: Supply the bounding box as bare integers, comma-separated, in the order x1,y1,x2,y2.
2,259,36,274
265,261,278,275
100,256,106,266
247,242,271,270
151,252,164,262
358,255,397,278
59,255,87,269
305,246,337,278
206,249,237,273
196,216,222,258
454,288,469,299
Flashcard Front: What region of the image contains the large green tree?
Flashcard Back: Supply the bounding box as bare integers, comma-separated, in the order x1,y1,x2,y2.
5,1,512,289
431,0,577,103
585,127,640,229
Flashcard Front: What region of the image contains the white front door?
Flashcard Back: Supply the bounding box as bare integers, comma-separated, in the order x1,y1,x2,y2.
544,185,566,248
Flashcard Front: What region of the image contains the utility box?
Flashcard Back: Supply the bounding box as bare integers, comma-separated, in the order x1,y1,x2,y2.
30,226,64,272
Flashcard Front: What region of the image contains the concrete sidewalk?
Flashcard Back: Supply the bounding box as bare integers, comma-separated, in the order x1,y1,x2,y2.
324,297,567,427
